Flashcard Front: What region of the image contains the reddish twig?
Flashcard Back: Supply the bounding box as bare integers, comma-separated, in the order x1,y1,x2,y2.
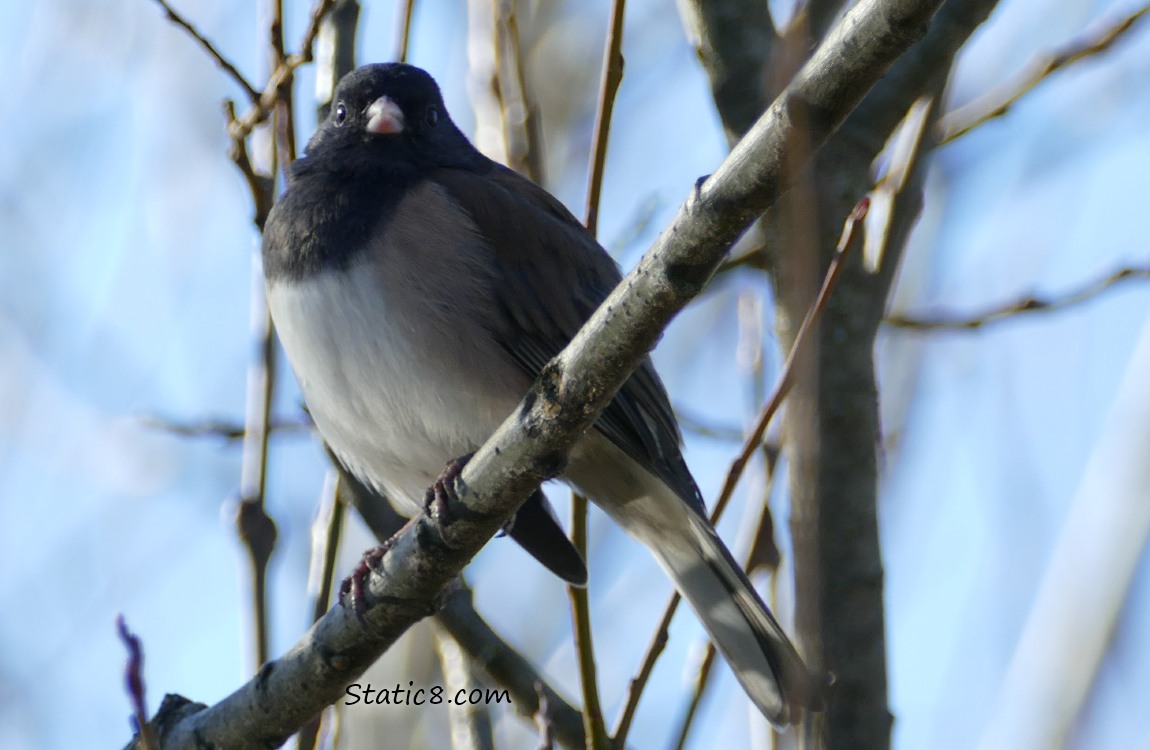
611,198,869,746
150,0,261,103
938,3,1150,144
887,263,1150,331
583,0,627,235
118,616,158,750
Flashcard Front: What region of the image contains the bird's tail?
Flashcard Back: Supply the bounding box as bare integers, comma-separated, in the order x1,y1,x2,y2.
648,503,819,725
567,435,820,726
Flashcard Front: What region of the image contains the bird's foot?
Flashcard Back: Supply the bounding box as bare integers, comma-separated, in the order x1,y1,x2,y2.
339,518,415,624
423,452,475,533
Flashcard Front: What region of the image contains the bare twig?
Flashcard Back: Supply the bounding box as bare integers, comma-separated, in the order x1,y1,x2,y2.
150,0,261,103
227,0,339,142
437,586,587,750
139,414,311,441
496,2,546,183
298,0,339,60
315,0,361,120
887,263,1150,331
671,448,781,749
432,621,497,750
677,0,777,144
296,473,346,750
336,467,588,750
567,493,610,750
610,591,676,747
866,95,935,272
534,683,555,750
673,406,744,442
396,0,416,62
568,7,628,744
669,645,717,750
938,2,1150,144
583,0,627,235
269,0,297,172
612,199,867,746
222,101,275,229
118,617,158,750
713,198,868,522
236,254,279,670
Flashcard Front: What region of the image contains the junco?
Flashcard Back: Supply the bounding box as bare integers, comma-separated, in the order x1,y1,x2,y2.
262,62,817,725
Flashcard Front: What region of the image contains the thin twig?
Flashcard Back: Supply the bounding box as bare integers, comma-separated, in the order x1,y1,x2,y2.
139,414,311,441
338,466,588,750
534,683,555,750
118,617,158,750
887,264,1150,331
669,645,717,750
150,0,260,103
396,0,417,62
671,448,780,749
269,0,297,173
673,406,744,442
432,621,497,750
497,2,546,183
223,100,275,229
713,198,868,523
236,267,279,672
583,0,627,235
572,5,627,744
315,1,361,118
938,2,1150,144
227,0,339,142
611,199,868,745
568,493,610,750
610,591,677,747
297,473,346,750
866,95,935,272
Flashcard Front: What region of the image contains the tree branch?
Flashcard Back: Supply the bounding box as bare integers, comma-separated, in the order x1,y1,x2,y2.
150,0,261,103
125,0,943,744
886,263,1150,331
938,2,1150,145
677,0,776,143
583,0,627,235
610,200,865,747
688,0,1001,747
567,494,609,750
335,466,588,750
227,0,338,142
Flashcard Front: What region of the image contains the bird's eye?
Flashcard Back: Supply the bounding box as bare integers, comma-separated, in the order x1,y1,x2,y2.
333,102,348,126
425,107,439,127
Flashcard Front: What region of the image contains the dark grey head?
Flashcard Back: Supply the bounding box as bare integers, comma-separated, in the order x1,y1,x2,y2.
303,63,475,169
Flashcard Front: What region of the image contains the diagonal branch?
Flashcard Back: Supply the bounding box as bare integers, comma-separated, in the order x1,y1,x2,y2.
886,263,1150,331
938,2,1150,144
150,0,261,103
228,0,339,142
126,0,944,745
610,199,867,748
677,0,777,144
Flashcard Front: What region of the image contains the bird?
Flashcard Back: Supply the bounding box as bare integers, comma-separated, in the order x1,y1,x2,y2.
262,62,818,725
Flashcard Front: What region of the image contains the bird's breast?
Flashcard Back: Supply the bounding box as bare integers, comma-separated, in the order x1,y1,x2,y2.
266,242,528,512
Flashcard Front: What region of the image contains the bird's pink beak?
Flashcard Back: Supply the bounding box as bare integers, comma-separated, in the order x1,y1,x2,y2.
366,96,405,135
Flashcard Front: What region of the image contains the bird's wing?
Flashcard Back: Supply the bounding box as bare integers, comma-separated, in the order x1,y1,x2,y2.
430,164,703,514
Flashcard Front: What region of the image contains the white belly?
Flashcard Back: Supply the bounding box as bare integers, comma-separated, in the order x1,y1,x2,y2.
267,261,528,514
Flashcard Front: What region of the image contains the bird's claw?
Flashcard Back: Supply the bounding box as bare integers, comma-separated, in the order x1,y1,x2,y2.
423,453,474,531
340,538,396,626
